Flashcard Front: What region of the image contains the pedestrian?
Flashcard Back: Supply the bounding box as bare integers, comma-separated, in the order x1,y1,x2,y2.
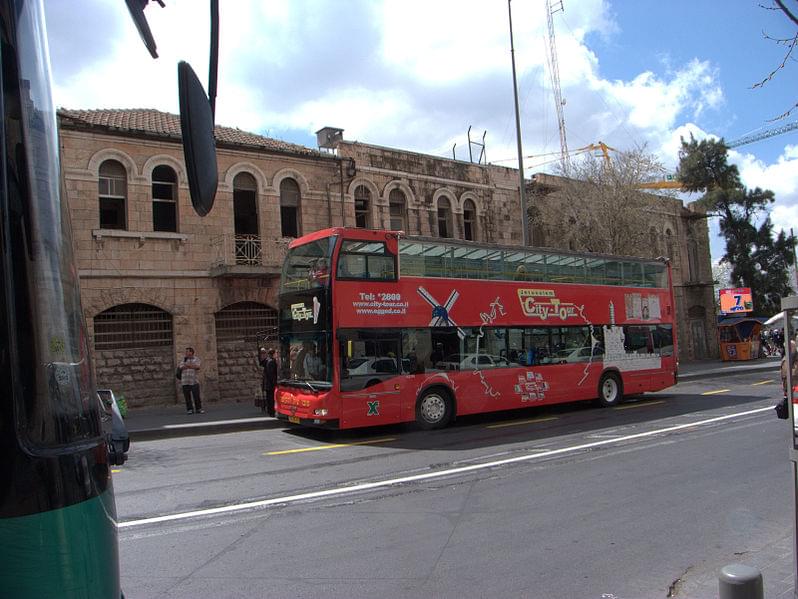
262,348,278,417
294,341,311,379
304,343,322,380
180,346,203,414
430,342,445,367
257,347,268,409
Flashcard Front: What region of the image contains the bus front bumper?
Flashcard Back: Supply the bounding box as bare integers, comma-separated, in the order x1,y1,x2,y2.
275,413,340,429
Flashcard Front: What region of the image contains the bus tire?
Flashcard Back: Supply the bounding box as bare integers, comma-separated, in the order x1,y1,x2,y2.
597,371,623,407
416,388,453,430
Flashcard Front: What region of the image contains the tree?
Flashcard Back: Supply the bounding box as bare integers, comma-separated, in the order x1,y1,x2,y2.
541,146,674,256
678,135,795,315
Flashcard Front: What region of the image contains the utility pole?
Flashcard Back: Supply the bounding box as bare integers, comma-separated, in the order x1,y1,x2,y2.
508,0,528,246
792,228,798,291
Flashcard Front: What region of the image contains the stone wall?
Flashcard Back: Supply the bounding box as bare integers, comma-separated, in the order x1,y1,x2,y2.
94,346,175,408
216,340,263,404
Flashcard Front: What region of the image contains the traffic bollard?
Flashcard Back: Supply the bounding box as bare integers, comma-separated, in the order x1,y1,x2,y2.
718,564,763,599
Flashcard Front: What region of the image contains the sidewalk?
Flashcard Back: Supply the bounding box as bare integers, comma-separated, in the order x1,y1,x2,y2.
678,356,781,380
124,357,781,441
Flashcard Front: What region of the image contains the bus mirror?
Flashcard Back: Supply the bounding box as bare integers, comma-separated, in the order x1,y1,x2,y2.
125,0,160,59
178,61,218,217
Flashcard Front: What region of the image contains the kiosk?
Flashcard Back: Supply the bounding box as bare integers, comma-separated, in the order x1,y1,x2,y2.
717,316,766,361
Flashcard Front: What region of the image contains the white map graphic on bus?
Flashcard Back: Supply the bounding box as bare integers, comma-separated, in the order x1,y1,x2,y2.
602,300,661,372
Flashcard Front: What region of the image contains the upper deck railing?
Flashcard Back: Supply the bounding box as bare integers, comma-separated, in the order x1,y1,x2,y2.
398,238,667,288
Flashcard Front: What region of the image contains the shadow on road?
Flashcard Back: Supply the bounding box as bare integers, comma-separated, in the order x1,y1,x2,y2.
279,385,777,454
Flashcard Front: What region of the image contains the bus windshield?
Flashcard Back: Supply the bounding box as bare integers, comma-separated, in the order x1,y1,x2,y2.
280,236,338,293
279,332,332,389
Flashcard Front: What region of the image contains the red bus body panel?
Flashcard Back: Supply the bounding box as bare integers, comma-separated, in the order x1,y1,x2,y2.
276,231,676,430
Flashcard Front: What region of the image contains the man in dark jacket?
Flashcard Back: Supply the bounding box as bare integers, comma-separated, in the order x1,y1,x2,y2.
262,348,278,417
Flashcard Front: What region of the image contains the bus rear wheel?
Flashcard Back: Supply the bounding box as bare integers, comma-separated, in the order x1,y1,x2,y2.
416,388,453,430
597,372,623,407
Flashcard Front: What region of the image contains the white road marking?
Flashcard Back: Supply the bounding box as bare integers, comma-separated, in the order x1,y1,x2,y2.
118,406,772,529
163,417,271,429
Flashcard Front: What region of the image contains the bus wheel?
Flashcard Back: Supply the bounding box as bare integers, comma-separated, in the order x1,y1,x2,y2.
597,372,623,407
416,388,453,429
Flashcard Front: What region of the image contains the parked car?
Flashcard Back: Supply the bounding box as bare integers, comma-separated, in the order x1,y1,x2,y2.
436,353,510,370
346,356,410,376
96,389,130,465
542,346,604,364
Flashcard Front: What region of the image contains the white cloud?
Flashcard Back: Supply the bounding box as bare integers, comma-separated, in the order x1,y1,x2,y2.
732,144,798,237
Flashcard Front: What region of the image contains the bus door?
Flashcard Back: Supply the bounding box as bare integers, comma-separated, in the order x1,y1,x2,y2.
338,329,404,427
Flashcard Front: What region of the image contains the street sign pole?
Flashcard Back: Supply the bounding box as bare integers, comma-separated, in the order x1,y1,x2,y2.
781,296,798,599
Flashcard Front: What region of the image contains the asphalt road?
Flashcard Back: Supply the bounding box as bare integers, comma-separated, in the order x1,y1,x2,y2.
115,371,793,599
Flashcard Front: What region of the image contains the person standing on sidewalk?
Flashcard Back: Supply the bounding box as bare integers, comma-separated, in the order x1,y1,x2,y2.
262,348,278,417
180,347,203,414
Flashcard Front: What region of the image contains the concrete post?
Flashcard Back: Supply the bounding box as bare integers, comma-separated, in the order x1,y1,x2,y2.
718,564,763,599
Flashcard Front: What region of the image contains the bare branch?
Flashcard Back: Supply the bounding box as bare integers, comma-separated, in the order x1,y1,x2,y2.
751,33,797,88
767,100,798,121
775,0,798,26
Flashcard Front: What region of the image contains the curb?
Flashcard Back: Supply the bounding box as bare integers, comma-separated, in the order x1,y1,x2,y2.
678,363,779,381
129,415,284,442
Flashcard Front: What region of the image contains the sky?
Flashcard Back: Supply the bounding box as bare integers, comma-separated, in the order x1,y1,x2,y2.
43,1,798,263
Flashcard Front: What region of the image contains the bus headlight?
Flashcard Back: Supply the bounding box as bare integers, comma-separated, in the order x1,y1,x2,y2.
314,408,328,416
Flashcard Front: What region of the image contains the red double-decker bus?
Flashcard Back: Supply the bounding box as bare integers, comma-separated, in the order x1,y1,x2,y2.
275,228,677,430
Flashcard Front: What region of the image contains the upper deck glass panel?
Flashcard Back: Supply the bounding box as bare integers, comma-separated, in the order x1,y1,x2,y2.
398,239,667,288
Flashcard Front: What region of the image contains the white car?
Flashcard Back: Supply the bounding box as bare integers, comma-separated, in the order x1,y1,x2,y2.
436,353,510,370
346,356,408,376
543,346,604,364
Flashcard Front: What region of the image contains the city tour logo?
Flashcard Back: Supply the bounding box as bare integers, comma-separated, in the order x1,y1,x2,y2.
518,288,579,321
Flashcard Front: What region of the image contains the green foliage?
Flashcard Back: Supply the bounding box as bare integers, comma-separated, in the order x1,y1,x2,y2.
115,395,127,419
677,135,740,193
678,134,795,316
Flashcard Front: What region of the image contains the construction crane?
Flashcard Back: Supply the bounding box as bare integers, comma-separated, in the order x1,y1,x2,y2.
545,0,568,171
726,120,798,148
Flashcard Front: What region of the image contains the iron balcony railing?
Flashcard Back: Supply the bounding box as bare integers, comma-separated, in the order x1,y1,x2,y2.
211,234,289,268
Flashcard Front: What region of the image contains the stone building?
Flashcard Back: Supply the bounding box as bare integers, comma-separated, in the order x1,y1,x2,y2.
58,108,716,408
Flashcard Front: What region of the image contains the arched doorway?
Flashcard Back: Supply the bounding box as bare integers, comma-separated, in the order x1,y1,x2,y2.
214,302,278,403
93,303,174,407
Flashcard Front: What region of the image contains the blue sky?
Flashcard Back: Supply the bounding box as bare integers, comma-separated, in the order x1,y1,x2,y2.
44,1,798,263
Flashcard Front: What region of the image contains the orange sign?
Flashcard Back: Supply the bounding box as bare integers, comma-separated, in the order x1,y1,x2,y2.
719,288,753,314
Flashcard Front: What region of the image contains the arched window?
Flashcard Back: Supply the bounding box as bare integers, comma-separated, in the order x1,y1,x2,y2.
463,199,477,241
280,178,301,238
152,165,178,232
233,172,258,237
99,159,127,230
665,228,674,261
94,303,172,350
388,188,406,231
437,197,453,238
232,172,260,264
354,185,371,229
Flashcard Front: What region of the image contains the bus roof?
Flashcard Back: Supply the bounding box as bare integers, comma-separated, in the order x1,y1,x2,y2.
290,228,667,266
287,227,403,249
